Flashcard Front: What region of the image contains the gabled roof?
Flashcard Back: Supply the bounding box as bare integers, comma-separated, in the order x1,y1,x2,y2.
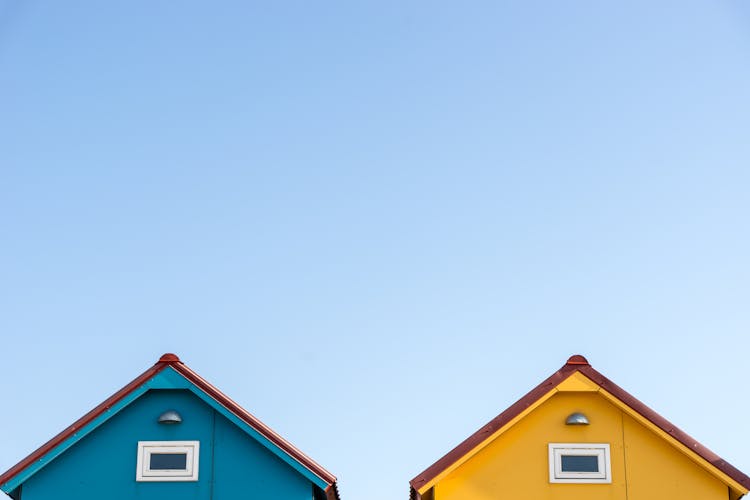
0,353,340,500
409,354,750,499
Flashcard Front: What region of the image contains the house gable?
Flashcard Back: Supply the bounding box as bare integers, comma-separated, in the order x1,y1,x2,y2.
410,355,750,500
435,391,730,500
17,390,312,500
1,354,339,500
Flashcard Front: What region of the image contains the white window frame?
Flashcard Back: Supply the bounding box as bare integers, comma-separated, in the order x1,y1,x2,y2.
548,443,611,483
136,441,200,482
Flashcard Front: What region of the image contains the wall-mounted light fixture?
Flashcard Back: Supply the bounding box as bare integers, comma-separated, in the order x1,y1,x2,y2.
565,412,589,425
158,410,183,424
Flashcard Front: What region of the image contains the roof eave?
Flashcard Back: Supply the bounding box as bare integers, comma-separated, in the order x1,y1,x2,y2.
0,359,171,491
169,361,338,487
409,361,578,492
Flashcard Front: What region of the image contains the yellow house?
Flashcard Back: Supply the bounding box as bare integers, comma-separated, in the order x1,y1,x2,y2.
410,355,750,500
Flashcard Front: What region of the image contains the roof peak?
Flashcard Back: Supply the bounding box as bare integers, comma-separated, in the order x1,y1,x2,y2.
565,354,589,365
158,353,181,363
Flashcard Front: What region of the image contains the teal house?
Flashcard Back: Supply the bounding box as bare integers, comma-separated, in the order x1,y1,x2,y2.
0,354,340,500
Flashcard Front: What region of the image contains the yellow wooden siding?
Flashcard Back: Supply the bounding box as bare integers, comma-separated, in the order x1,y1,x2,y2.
622,412,727,499
431,391,730,500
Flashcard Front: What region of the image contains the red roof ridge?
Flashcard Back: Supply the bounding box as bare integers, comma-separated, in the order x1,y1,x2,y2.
565,354,589,365
409,355,750,495
158,352,182,363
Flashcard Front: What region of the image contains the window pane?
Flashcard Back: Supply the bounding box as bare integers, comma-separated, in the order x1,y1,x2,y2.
150,453,188,470
560,455,599,472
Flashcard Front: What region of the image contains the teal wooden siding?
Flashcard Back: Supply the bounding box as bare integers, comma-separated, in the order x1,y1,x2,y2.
17,389,313,500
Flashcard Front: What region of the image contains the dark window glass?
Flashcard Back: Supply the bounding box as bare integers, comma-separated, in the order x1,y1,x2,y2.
560,455,599,472
150,453,188,470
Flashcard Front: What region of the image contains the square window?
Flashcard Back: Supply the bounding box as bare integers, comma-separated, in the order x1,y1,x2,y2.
136,441,199,482
548,443,610,483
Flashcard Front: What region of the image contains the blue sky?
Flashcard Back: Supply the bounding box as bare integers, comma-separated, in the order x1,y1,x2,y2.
2,2,750,499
